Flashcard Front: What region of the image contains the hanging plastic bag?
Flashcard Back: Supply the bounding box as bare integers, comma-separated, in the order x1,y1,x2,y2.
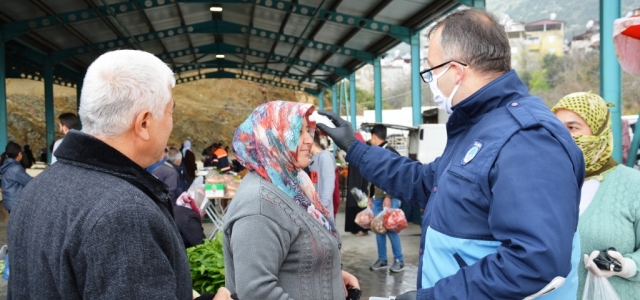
383,208,408,233
354,207,374,229
370,210,388,234
581,271,620,300
187,176,209,218
350,187,369,208
2,253,9,281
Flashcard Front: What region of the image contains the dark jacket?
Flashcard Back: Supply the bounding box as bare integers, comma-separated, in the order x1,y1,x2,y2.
346,70,585,299
173,205,205,248
148,158,182,202
0,158,32,211
170,162,189,192
20,145,35,169
7,131,192,299
183,149,197,179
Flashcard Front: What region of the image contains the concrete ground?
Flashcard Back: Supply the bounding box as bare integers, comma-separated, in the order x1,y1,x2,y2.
0,204,421,299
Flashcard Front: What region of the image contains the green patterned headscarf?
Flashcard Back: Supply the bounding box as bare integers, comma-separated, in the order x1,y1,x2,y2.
552,91,618,181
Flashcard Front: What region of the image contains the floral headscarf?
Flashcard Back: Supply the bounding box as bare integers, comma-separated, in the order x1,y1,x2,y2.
233,101,338,237
552,91,618,181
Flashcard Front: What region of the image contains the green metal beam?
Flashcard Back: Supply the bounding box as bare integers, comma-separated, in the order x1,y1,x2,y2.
1,0,176,41
0,35,7,150
205,0,411,43
44,58,54,163
216,20,374,63
172,58,329,87
157,43,350,77
52,19,370,64
331,85,338,114
601,0,622,162
175,71,320,95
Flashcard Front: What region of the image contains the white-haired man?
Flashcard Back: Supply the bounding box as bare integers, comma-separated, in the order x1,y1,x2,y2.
7,50,231,300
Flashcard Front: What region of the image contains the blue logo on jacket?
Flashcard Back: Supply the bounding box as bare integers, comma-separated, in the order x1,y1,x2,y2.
462,140,483,165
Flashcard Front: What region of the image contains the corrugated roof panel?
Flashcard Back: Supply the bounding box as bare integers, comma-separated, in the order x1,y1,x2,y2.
310,21,353,45
0,1,46,21
41,0,92,15
144,6,182,30
103,13,151,36
221,4,252,26
252,6,288,31
159,34,190,51
30,26,86,50
190,34,216,47
343,30,384,51
376,0,436,27
324,53,353,67
64,20,121,45
178,3,214,25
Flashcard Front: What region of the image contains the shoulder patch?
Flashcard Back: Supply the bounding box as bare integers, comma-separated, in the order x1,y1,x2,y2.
462,140,483,165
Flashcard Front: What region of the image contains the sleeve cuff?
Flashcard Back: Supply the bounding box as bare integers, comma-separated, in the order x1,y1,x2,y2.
345,141,368,168
622,257,637,278
416,288,434,300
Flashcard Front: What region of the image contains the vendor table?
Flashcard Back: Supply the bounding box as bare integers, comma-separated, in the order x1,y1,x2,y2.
204,196,232,240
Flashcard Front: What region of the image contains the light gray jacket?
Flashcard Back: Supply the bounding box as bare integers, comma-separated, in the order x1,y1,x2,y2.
223,173,344,300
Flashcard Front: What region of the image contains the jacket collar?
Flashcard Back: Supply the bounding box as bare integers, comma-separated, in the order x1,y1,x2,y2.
55,130,173,214
448,70,529,128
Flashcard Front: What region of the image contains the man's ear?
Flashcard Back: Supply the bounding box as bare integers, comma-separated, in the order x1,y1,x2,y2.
453,63,466,84
134,111,153,141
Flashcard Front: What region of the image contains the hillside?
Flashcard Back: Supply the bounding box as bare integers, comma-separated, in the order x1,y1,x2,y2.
4,78,321,159
487,0,639,39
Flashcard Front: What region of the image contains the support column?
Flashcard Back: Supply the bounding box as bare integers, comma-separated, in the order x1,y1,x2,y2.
45,58,54,163
410,31,422,126
0,33,7,150
627,112,640,167
331,84,338,114
76,81,82,130
601,0,622,161
318,90,324,111
374,56,382,123
349,73,357,131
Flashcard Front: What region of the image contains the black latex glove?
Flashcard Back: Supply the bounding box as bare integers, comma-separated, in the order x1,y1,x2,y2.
395,291,417,300
316,110,356,151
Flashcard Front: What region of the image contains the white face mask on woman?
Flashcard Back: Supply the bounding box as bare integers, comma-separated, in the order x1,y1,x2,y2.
428,64,462,114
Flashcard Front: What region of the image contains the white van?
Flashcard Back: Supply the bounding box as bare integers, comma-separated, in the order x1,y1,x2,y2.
359,123,448,165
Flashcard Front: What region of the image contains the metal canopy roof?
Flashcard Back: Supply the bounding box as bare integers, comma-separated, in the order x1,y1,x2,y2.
0,0,481,94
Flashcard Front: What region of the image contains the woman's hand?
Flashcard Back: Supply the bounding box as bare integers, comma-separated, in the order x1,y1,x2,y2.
342,270,360,296
213,287,232,300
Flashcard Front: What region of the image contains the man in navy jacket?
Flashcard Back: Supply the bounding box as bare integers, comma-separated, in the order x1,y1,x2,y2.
318,9,585,300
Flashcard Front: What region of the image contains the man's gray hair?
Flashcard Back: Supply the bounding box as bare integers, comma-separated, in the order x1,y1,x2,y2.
168,149,182,164
79,50,175,136
428,9,511,74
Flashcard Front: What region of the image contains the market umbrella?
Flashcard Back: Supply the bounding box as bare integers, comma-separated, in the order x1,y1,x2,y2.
614,14,640,74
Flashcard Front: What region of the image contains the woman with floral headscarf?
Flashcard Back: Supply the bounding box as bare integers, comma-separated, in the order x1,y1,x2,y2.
223,101,359,299
553,91,640,298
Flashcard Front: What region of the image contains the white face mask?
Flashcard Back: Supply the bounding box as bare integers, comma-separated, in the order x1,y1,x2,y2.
428,64,462,114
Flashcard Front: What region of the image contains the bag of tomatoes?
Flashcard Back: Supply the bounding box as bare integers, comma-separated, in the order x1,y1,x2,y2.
383,208,408,233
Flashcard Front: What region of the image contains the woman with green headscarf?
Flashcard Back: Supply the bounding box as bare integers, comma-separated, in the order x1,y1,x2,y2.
553,91,640,299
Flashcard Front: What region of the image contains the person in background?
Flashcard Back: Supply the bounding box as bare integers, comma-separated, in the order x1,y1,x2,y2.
182,140,197,186
316,8,584,299
212,143,231,173
51,112,79,164
147,148,182,202
552,92,640,299
367,124,405,273
6,50,230,300
20,144,35,169
168,148,189,193
308,129,336,216
173,193,206,248
0,142,32,213
224,101,359,299
345,133,370,236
